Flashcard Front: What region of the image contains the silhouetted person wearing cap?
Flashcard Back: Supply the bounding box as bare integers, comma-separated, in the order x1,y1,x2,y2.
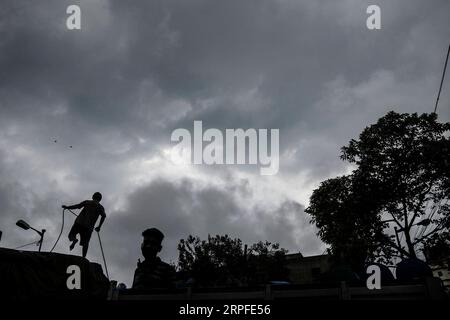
62,192,106,258
132,228,176,290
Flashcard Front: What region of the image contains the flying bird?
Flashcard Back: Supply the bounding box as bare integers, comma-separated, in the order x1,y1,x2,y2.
52,138,73,149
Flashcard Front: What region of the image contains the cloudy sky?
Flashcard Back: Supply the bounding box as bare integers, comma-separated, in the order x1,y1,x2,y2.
1,0,449,286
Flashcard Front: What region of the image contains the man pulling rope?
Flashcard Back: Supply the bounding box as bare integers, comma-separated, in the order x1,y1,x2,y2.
62,192,106,258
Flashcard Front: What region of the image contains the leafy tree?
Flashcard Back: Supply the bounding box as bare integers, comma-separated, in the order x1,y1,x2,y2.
177,234,288,287
306,112,450,266
306,175,391,269
246,241,289,285
423,233,450,265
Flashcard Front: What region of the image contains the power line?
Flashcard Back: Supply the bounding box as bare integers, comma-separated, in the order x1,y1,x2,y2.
15,240,40,250
434,44,450,114
418,199,447,240
413,198,435,240
416,44,450,241
418,205,436,239
400,45,450,255
414,199,433,240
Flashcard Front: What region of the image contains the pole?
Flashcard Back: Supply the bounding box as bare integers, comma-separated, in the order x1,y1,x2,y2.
38,229,46,252
97,231,110,280
394,227,401,249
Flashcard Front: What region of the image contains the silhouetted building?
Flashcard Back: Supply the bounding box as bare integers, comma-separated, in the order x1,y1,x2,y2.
285,253,330,284
396,258,433,282
430,259,450,293
0,248,109,300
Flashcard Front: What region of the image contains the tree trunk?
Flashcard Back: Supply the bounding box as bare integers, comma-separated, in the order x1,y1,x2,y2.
404,227,417,259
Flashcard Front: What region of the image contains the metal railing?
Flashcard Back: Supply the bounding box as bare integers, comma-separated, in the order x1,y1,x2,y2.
110,277,448,300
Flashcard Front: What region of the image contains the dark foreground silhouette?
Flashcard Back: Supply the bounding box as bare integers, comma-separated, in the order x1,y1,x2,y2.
132,228,176,290
0,248,109,300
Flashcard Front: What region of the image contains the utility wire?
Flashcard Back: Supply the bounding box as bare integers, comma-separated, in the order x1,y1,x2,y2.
15,240,40,250
434,44,450,114
418,199,447,240
400,45,450,256
414,199,433,240
416,44,450,242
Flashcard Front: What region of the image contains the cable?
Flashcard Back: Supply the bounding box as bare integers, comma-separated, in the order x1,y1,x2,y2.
66,208,79,218
413,199,433,240
414,199,448,243
50,208,79,253
418,200,442,239
15,240,40,250
434,44,450,114
49,208,66,253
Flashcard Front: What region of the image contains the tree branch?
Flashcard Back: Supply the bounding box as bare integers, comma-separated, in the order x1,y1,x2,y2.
414,223,445,245
402,198,410,230
386,210,403,229
382,239,411,257
410,184,433,228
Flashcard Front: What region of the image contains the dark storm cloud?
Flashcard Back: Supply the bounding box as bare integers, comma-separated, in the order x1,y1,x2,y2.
1,0,449,139
0,148,66,249
98,178,315,286
1,0,450,285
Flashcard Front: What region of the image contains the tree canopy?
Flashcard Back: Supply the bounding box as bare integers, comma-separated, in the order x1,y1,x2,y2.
177,234,289,287
306,111,450,267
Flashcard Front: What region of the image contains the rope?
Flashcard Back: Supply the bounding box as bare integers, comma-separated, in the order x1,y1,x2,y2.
50,208,79,253
50,208,66,252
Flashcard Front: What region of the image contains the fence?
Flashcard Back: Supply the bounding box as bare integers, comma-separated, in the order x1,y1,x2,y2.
110,276,448,300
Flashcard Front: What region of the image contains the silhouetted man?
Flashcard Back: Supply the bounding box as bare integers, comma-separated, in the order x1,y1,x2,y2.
132,228,176,290
62,192,106,258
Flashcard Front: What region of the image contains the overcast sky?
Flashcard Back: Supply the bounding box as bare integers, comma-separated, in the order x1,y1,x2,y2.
1,0,449,286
